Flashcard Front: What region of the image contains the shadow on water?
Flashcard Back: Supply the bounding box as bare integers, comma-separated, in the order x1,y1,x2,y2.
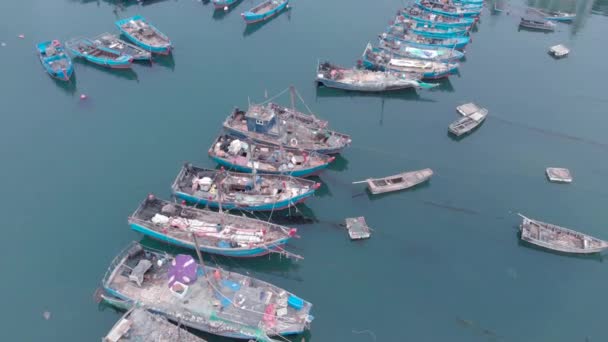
242,7,291,37
428,77,454,93
73,58,140,82
153,53,176,71
212,0,245,20
51,73,78,96
327,154,349,172
515,232,605,262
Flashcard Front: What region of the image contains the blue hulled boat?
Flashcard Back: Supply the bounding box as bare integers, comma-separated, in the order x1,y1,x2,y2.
378,37,465,62
363,43,458,79
66,37,133,69
410,25,469,39
400,7,475,28
209,134,335,177
454,0,484,5
101,242,313,340
36,40,73,81
115,15,172,55
172,164,320,211
242,0,289,24
129,195,300,258
213,0,241,10
383,25,470,50
416,0,482,17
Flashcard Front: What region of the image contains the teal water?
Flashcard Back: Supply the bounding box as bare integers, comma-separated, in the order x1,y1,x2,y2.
1,0,608,340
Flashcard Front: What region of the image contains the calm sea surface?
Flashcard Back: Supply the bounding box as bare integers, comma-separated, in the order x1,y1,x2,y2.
1,0,608,341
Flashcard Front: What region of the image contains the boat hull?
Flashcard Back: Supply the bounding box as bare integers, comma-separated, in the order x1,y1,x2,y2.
102,290,306,339
115,16,172,55
129,222,289,257
174,189,315,211
411,27,468,39
520,235,607,254
401,11,475,28
242,0,288,24
211,155,330,177
361,59,457,80
315,77,420,92
415,2,481,17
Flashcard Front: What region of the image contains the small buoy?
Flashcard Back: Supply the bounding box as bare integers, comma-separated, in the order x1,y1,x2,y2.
0,42,6,47
80,94,87,100
224,6,228,11
286,4,289,8
43,311,51,320
18,34,25,39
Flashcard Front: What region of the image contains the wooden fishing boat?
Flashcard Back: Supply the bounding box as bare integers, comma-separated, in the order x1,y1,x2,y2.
518,214,608,254
316,61,438,92
129,195,299,258
415,0,482,18
383,25,470,50
213,0,241,10
115,15,172,55
92,32,152,61
449,103,488,136
362,43,458,79
241,0,289,24
172,164,319,211
395,15,470,38
543,10,576,22
66,37,133,69
454,0,484,5
223,101,352,154
101,242,314,340
209,134,335,177
378,37,465,63
354,169,433,195
400,7,476,28
519,15,556,31
103,307,205,342
36,40,73,81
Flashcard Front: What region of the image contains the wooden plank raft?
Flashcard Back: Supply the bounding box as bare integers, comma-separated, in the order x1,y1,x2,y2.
345,217,371,240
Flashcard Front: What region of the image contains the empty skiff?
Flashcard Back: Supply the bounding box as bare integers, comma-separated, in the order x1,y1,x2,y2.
354,168,433,194
518,214,608,254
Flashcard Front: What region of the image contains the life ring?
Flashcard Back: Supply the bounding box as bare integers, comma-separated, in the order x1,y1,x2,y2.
290,138,297,147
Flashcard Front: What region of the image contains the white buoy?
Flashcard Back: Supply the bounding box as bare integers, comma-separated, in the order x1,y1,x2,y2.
80,94,87,100
224,6,228,11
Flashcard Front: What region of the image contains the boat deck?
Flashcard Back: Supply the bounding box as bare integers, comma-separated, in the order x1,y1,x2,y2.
104,308,205,341
546,167,572,183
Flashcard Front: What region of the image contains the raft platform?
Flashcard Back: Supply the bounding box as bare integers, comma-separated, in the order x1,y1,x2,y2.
345,217,371,240
549,44,569,58
546,167,572,183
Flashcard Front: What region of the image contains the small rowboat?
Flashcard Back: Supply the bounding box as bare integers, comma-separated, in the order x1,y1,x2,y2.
449,104,487,136
354,169,433,195
209,134,335,177
241,0,289,24
400,7,476,28
92,32,151,61
518,214,608,254
519,15,556,31
66,37,133,69
383,25,470,50
115,15,172,55
36,40,73,81
172,163,320,211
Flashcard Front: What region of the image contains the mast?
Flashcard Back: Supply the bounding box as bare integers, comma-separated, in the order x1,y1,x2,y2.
189,231,207,279
289,85,296,120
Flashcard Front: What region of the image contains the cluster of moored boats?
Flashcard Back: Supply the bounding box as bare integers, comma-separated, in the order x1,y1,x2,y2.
37,15,170,80
99,86,354,341
315,0,485,92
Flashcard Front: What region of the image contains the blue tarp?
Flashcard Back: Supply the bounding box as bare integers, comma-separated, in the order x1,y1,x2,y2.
288,295,304,310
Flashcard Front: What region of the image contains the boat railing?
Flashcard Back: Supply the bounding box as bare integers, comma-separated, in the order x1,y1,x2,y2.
101,241,139,286
171,165,188,192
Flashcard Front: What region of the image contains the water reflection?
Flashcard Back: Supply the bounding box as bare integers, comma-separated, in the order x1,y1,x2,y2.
326,154,349,172
50,73,78,96
152,53,176,71
73,58,140,81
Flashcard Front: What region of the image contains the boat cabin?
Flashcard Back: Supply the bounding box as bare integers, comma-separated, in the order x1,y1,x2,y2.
244,105,278,135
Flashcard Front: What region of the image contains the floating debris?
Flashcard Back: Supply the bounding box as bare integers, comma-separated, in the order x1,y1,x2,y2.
18,34,25,39
549,44,569,58
80,94,88,100
345,217,371,240
546,167,572,183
